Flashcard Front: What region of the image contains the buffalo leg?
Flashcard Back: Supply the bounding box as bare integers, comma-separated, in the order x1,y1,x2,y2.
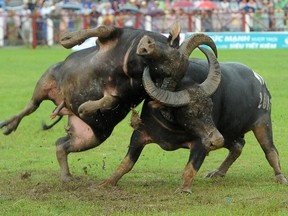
178,141,208,193
0,100,41,135
78,95,119,118
101,129,148,186
60,25,115,49
0,66,62,135
205,137,245,178
252,120,287,184
56,115,102,181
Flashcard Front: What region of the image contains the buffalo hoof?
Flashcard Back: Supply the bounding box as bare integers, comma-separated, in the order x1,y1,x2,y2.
275,174,288,184
3,128,13,135
0,121,12,135
205,169,225,178
0,124,13,135
0,121,6,128
175,187,192,194
78,101,95,118
60,173,74,182
98,179,117,188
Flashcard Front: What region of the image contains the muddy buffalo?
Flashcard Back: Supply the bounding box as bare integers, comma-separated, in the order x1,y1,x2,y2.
101,35,287,193
0,24,216,183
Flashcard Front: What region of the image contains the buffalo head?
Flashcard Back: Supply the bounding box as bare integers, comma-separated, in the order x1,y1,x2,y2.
137,30,217,92
142,46,224,151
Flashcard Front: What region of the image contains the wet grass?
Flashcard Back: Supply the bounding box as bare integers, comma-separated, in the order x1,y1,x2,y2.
0,47,288,215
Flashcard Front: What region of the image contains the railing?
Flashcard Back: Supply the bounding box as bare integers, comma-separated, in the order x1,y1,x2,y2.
0,10,287,47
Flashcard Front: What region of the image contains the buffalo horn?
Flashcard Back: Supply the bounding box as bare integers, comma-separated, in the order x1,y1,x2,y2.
60,25,115,49
198,47,221,96
142,67,191,107
142,48,221,107
178,33,217,59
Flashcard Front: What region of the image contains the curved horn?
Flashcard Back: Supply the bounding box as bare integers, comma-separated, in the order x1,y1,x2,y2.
198,47,221,96
142,67,191,107
143,47,221,107
60,25,115,49
178,33,217,59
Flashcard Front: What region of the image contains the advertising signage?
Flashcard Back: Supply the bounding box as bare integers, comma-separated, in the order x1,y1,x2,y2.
73,32,288,51
185,32,288,49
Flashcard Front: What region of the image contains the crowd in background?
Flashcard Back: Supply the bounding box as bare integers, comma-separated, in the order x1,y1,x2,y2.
0,0,287,46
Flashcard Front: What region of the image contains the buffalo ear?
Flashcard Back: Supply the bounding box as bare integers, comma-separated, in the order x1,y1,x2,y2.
168,22,181,48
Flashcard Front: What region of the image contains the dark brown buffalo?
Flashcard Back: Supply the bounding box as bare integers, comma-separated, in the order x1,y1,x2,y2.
0,24,217,182
101,38,287,193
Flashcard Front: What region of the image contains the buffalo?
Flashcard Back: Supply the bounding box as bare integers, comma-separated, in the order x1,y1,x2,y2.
101,36,287,193
0,24,216,182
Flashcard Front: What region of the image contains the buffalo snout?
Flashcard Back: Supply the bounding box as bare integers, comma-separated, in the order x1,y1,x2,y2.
203,129,224,151
136,35,155,56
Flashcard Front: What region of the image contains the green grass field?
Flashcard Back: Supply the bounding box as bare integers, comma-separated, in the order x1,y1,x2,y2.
0,47,287,215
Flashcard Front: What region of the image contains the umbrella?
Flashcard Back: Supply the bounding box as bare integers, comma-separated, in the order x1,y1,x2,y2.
173,1,194,8
242,5,256,12
119,5,141,14
146,9,166,16
61,2,82,10
196,1,216,10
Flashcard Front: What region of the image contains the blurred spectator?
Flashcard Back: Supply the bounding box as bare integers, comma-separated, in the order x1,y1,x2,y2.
217,8,231,31
81,3,92,28
39,2,53,17
36,1,53,44
261,0,272,12
176,8,189,32
67,9,75,31
229,0,239,13
123,10,136,27
6,9,20,45
238,0,247,11
98,1,114,26
102,1,115,15
211,10,222,31
255,0,265,10
213,0,222,9
149,0,165,14
201,10,213,31
111,0,120,12
220,0,230,13
0,7,5,46
81,3,92,15
19,3,32,46
150,1,166,32
253,8,269,31
163,0,172,12
147,0,157,11
89,5,100,28
268,5,275,30
230,11,242,31
60,9,69,31
157,0,167,12
165,8,177,28
49,4,62,42
27,0,36,12
274,6,285,31
139,0,149,13
246,0,257,11
283,1,288,11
